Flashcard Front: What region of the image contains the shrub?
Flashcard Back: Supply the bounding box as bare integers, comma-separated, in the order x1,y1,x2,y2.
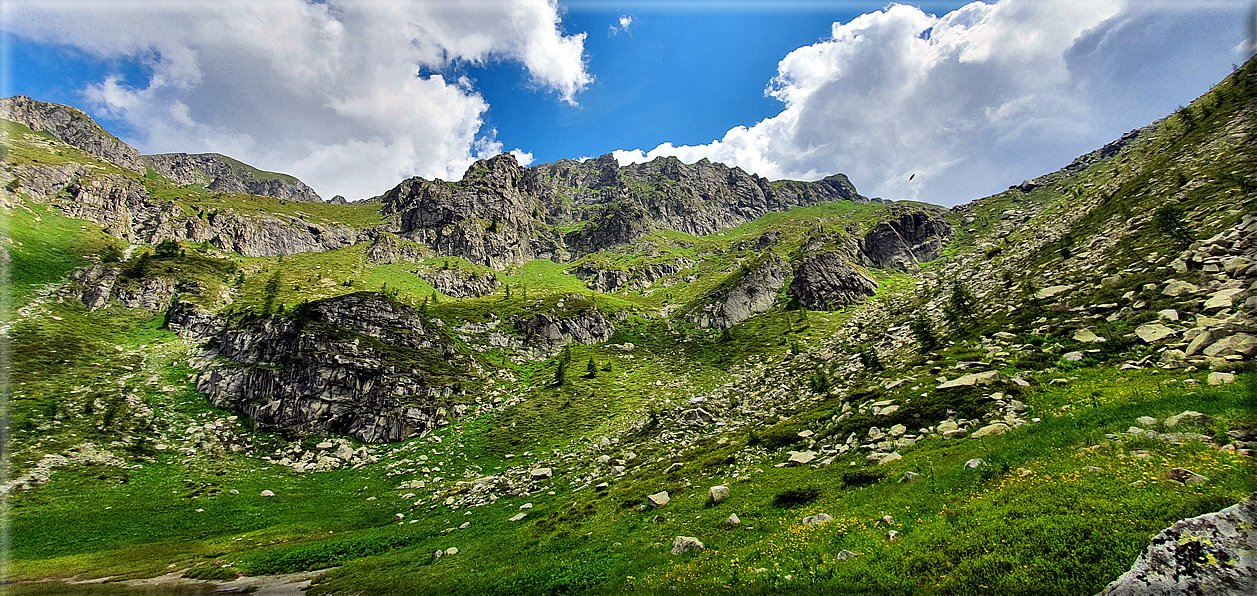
859,348,883,371
100,243,124,263
154,239,180,259
910,314,939,351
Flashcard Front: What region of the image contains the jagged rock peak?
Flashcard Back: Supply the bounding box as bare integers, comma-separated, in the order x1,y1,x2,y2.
143,152,322,202
0,95,145,174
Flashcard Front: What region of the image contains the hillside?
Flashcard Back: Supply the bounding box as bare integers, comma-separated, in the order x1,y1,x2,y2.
0,57,1254,595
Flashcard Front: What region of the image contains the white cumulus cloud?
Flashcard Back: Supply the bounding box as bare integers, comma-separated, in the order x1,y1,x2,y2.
615,0,1248,205
1,0,591,200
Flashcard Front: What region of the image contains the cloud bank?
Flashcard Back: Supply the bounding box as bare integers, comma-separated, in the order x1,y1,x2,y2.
614,0,1248,205
2,0,590,200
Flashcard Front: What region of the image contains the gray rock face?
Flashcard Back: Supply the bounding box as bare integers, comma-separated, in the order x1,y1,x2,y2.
66,265,122,311
0,95,145,174
194,292,479,443
691,253,789,329
515,304,614,357
1100,493,1256,596
573,259,690,293
143,152,322,203
12,161,362,256
365,233,429,265
416,267,501,299
787,251,878,310
859,209,953,272
64,265,177,312
382,154,563,269
381,152,873,267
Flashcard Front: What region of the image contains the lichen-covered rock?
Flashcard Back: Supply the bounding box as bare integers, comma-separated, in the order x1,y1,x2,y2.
1100,493,1256,596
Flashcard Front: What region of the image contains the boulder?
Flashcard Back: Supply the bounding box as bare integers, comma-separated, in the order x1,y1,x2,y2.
1073,328,1103,343
971,423,1009,438
1165,411,1213,427
1162,280,1198,297
725,513,741,527
709,485,730,504
260,490,275,497
530,467,553,480
647,491,671,508
509,513,527,522
1034,284,1074,300
1134,323,1176,344
802,513,833,526
1100,494,1256,595
671,536,704,555
1203,334,1257,359
1063,351,1084,362
1207,372,1235,386
899,472,920,483
866,452,903,466
1203,288,1243,310
963,458,984,469
787,451,817,466
938,370,1009,390
1165,468,1210,485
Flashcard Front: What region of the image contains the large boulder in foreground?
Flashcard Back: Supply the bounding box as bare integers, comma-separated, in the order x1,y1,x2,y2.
1099,493,1256,596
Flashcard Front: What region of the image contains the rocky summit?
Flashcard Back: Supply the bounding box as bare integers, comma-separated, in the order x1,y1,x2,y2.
1,58,1255,595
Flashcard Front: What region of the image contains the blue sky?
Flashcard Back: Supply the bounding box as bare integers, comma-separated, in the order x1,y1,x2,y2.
2,1,1252,204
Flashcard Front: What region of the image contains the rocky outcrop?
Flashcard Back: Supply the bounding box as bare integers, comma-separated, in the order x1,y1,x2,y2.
515,303,615,358
66,265,122,311
196,293,482,443
8,158,362,256
1100,493,1256,596
381,152,873,267
58,173,163,244
691,253,789,329
365,233,430,265
0,95,145,174
64,264,176,312
573,259,691,293
191,211,362,257
788,252,878,311
382,154,565,269
115,276,177,310
859,210,953,272
536,156,868,254
143,152,322,203
417,267,501,298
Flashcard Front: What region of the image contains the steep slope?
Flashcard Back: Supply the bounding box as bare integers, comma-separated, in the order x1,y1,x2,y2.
0,95,145,174
144,152,324,203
